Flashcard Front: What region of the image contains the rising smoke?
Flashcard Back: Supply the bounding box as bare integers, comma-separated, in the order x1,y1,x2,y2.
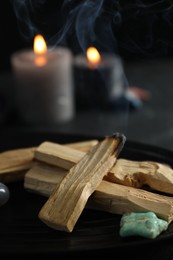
11,0,173,58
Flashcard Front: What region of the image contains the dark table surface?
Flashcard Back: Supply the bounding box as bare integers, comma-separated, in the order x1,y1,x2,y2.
1,57,173,259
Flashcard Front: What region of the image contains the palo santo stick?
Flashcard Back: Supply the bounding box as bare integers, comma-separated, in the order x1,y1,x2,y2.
88,180,173,223
25,165,173,224
32,141,173,195
105,158,173,195
25,162,67,197
38,133,126,232
24,162,67,196
0,147,35,183
35,142,85,170
0,139,98,183
34,139,99,170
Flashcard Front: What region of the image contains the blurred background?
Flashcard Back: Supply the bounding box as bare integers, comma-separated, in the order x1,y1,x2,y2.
1,0,173,70
1,0,173,150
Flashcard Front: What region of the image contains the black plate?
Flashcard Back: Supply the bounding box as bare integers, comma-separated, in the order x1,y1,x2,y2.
1,129,173,258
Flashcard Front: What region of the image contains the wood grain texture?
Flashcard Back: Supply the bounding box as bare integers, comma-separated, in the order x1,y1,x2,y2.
25,163,173,224
0,140,98,183
0,147,35,182
105,158,173,195
38,134,126,232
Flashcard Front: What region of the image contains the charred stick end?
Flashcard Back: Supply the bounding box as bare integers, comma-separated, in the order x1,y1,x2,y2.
111,132,126,157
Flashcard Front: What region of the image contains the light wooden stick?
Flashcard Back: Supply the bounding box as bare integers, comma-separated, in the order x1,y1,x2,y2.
89,180,173,223
24,162,67,196
0,147,35,183
24,162,67,197
0,139,98,183
31,141,173,195
34,141,85,170
105,158,173,195
24,164,173,224
38,133,126,232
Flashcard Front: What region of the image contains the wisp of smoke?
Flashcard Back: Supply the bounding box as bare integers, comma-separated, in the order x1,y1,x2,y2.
11,0,173,57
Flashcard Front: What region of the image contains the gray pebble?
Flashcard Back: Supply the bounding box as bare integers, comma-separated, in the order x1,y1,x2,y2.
0,183,10,207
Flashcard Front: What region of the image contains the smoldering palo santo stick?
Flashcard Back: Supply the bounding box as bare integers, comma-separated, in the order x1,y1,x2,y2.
38,133,126,232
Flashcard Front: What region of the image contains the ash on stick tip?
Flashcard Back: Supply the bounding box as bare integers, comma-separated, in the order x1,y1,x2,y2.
112,132,126,156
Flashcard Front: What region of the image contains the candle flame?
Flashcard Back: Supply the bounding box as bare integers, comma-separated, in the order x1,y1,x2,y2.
86,47,101,66
34,34,47,54
33,34,47,66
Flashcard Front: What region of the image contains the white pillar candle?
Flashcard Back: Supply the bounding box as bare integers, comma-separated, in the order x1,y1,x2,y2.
11,35,75,125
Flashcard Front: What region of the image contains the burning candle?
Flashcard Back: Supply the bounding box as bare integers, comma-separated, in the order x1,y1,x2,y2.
11,34,75,125
74,47,126,111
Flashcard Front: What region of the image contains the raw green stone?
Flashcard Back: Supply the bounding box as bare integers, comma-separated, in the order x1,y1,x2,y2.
119,212,168,239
